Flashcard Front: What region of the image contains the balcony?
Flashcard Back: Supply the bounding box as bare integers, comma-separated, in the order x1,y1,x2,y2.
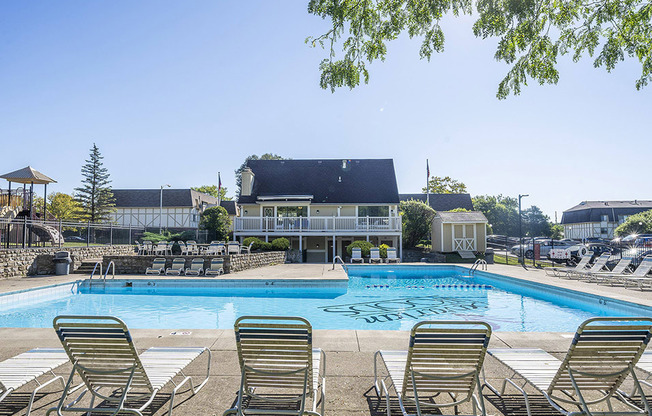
234,216,401,234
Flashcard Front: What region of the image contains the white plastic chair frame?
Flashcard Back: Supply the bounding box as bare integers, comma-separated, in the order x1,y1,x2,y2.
545,252,594,277
205,259,224,276
145,258,166,275
350,248,364,263
483,317,652,416
374,320,492,416
185,258,205,276
386,248,401,263
48,315,210,416
224,316,326,416
166,258,186,276
370,248,383,264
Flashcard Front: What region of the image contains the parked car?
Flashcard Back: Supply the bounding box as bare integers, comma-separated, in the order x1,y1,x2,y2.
64,236,86,242
511,239,577,259
487,235,519,248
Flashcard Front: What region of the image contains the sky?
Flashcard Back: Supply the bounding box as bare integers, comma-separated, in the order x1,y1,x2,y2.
1,1,650,221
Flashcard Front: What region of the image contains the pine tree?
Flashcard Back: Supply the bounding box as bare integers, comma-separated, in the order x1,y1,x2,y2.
75,144,115,222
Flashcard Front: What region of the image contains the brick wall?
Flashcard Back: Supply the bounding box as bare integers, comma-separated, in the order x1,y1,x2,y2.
0,245,135,278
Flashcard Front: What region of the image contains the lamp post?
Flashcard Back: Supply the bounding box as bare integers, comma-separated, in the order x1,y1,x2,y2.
159,184,171,234
518,194,529,265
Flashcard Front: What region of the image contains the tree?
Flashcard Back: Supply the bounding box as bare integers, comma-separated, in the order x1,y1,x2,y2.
75,144,115,222
191,185,231,201
522,206,551,237
400,199,436,248
200,206,231,241
615,209,652,236
472,194,519,236
550,223,564,240
235,153,285,197
307,0,652,99
422,176,467,194
47,193,81,221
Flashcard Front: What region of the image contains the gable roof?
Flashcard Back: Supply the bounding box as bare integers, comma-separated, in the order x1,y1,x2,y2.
435,211,488,223
399,193,474,212
220,200,238,215
238,159,399,204
112,189,219,208
561,200,652,224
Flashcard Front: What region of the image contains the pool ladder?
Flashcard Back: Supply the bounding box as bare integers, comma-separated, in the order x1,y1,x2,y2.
89,261,115,286
332,255,347,271
469,259,488,275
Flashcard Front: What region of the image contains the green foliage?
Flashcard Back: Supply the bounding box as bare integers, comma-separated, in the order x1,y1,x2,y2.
271,237,290,251
522,206,551,237
260,242,273,251
191,185,231,201
47,193,81,221
472,195,519,236
615,210,652,236
235,154,285,197
307,0,652,98
243,237,264,251
346,240,374,257
400,200,436,248
423,176,468,194
141,232,169,243
199,206,231,241
75,144,115,222
379,243,390,258
448,208,470,213
550,224,564,240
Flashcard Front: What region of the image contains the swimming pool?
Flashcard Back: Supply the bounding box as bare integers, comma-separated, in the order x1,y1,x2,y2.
0,265,650,331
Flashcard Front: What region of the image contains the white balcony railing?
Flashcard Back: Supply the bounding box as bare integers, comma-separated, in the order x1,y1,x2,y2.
234,216,401,233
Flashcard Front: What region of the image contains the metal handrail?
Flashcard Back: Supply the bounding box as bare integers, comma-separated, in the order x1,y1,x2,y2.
89,262,102,283
103,261,115,282
332,255,346,271
469,259,488,274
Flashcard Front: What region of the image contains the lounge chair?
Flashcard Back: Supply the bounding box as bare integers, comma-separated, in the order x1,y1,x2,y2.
184,258,205,276
386,247,400,263
545,251,594,277
350,247,364,263
619,255,652,290
166,258,186,275
145,257,166,275
370,248,383,263
564,252,611,279
205,258,224,276
374,320,492,416
0,348,70,415
484,317,652,416
228,241,240,255
224,316,325,416
586,255,634,284
241,242,254,254
48,315,210,416
625,350,652,402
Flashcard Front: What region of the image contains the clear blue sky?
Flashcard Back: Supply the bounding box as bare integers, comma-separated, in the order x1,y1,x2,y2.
1,1,650,220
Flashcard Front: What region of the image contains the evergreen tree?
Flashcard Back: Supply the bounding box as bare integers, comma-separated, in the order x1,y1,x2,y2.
75,144,115,222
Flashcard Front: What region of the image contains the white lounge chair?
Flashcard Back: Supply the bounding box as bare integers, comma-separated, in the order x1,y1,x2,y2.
184,258,205,276
241,242,254,254
48,315,210,416
224,316,325,416
227,241,240,255
619,255,652,290
145,257,166,275
205,258,224,276
166,258,186,275
587,255,634,284
545,251,594,277
0,348,70,416
386,247,401,263
350,247,364,263
564,252,611,279
374,320,492,416
369,248,383,263
485,317,652,416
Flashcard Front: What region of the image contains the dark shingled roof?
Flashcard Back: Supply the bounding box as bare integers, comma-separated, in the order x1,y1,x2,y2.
220,200,237,215
399,193,474,212
238,159,399,204
112,189,219,208
561,200,652,224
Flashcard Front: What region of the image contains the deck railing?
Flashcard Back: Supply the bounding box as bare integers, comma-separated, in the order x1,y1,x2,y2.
234,216,401,233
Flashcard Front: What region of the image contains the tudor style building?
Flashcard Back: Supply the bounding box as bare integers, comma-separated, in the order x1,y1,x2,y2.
561,200,652,239
234,159,402,262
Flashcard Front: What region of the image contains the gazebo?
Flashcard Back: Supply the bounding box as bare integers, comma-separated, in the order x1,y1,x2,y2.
1,166,57,247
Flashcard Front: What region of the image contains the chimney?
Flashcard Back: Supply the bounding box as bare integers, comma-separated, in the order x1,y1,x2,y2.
241,168,255,196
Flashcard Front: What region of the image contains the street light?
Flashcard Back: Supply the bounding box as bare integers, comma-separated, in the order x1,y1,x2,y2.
160,184,171,234
518,194,529,266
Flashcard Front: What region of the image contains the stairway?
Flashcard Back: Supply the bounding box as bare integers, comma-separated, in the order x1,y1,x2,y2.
73,259,103,275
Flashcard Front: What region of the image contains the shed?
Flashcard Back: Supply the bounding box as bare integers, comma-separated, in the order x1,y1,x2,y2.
431,211,488,253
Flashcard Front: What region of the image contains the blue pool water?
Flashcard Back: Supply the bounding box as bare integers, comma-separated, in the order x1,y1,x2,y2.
0,265,650,331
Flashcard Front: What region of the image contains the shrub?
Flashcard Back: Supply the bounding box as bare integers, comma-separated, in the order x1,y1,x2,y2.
346,240,374,257
260,242,273,251
141,232,169,243
271,237,290,251
243,237,264,251
400,199,436,248
379,244,390,258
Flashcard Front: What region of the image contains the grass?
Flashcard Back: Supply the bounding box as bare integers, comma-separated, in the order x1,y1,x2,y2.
493,253,557,268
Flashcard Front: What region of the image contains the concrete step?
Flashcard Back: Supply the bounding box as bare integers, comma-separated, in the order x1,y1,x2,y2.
73,259,103,274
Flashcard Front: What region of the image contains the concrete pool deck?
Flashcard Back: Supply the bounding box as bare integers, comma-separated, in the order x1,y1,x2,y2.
0,262,650,415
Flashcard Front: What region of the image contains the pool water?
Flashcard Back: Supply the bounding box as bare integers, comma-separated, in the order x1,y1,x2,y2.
0,266,650,331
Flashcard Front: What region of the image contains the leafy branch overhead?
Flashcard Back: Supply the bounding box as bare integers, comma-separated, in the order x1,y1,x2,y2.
306,0,652,98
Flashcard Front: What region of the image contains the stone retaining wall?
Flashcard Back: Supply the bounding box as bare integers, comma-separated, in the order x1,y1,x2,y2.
0,245,135,278
103,251,287,275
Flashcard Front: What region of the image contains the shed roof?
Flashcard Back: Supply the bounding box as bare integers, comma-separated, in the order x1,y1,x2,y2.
435,211,488,223
0,166,57,185
238,159,399,204
399,193,474,211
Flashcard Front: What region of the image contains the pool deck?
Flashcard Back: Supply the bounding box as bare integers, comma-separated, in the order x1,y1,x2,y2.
0,263,650,415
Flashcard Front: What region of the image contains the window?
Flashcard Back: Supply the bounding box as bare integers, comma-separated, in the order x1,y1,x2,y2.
600,228,608,234
277,206,307,217
358,206,389,217
618,215,629,224
600,215,609,222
